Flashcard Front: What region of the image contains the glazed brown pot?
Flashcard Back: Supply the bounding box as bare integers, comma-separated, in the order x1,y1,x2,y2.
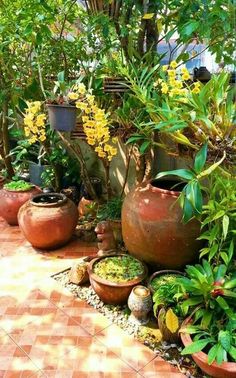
88,254,148,305
18,193,78,249
0,186,41,225
180,319,236,378
122,180,202,269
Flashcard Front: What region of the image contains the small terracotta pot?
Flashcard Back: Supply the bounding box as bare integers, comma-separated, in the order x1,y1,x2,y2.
148,270,185,295
18,193,78,249
158,307,181,343
180,318,236,377
0,186,41,225
88,254,148,305
78,197,97,217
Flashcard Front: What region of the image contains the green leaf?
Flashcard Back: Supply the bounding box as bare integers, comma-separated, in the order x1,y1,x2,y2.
222,215,229,240
181,338,212,355
218,330,231,352
57,71,65,83
220,252,229,266
212,210,225,221
140,140,150,154
229,346,236,361
194,143,208,174
155,169,194,181
201,311,213,329
181,21,200,36
216,344,225,364
208,344,218,365
209,244,218,261
216,297,229,310
197,152,226,179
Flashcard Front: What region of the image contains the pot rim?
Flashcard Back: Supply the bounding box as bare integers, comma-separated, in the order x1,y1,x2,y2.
148,179,185,197
180,317,236,371
88,254,148,287
30,193,68,207
148,269,185,294
46,103,77,109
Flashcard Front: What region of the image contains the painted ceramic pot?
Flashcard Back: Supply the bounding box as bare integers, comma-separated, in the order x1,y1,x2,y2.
88,254,148,305
18,193,78,249
122,180,201,269
180,318,236,377
128,285,152,324
0,186,41,225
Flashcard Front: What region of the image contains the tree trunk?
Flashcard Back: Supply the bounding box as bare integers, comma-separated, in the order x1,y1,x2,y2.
0,101,14,178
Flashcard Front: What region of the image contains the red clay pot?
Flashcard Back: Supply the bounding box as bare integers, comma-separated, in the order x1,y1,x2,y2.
122,180,201,269
18,193,78,249
0,186,41,225
88,254,148,305
180,319,236,378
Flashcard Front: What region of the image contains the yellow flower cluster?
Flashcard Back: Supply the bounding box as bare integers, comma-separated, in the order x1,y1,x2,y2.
75,92,118,161
159,61,201,98
23,101,47,144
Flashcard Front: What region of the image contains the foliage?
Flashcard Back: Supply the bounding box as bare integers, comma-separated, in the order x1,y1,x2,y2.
179,259,236,363
4,180,34,191
152,274,183,317
198,174,236,264
97,197,123,221
93,255,144,283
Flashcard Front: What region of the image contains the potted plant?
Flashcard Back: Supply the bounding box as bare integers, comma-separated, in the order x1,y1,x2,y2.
96,197,123,244
0,180,41,225
46,72,82,132
88,254,148,305
179,260,236,377
151,273,184,342
148,270,185,295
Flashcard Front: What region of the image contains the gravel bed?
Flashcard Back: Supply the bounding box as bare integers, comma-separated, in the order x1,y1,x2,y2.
53,264,206,378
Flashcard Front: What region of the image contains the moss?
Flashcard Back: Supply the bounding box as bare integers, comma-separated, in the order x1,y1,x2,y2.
4,180,34,191
94,255,144,283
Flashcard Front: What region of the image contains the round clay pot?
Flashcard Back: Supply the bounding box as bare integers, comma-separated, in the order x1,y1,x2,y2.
128,285,152,324
18,193,78,249
88,254,148,305
0,186,41,225
122,180,202,269
180,318,236,377
148,270,185,295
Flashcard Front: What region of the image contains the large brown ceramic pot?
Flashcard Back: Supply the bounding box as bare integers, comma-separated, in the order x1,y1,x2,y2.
18,193,78,249
122,180,201,269
0,186,41,225
88,254,148,305
180,319,236,377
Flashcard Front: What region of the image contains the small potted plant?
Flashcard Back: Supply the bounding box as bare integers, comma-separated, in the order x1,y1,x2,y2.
152,273,184,342
0,179,41,225
96,197,123,244
46,72,83,132
179,260,236,377
88,254,148,305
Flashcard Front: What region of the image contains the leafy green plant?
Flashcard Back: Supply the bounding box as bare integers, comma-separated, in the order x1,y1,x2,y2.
152,275,183,317
4,180,34,191
179,259,236,364
97,197,123,221
198,174,236,265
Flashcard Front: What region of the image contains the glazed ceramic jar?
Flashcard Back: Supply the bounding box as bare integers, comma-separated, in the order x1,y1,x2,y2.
122,180,202,269
18,193,78,249
128,285,152,324
0,186,41,225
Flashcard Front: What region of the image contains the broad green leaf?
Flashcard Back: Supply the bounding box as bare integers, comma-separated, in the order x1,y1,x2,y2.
194,143,208,173
181,338,212,355
218,330,231,352
229,346,236,361
183,197,194,223
216,296,229,310
155,169,194,181
222,215,229,240
220,252,229,266
197,152,226,179
208,344,218,365
212,210,225,221
201,311,213,329
57,71,65,83
216,344,225,364
181,21,200,37
224,278,236,289
209,244,218,261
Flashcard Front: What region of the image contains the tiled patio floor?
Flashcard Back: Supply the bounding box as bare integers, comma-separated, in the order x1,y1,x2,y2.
0,217,185,378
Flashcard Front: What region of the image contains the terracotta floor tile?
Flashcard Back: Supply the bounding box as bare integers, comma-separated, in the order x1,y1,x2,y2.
95,324,156,371
138,355,185,377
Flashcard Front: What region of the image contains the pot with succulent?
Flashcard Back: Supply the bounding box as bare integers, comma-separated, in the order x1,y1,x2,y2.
178,259,236,377
0,179,41,225
88,254,148,305
151,272,184,342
